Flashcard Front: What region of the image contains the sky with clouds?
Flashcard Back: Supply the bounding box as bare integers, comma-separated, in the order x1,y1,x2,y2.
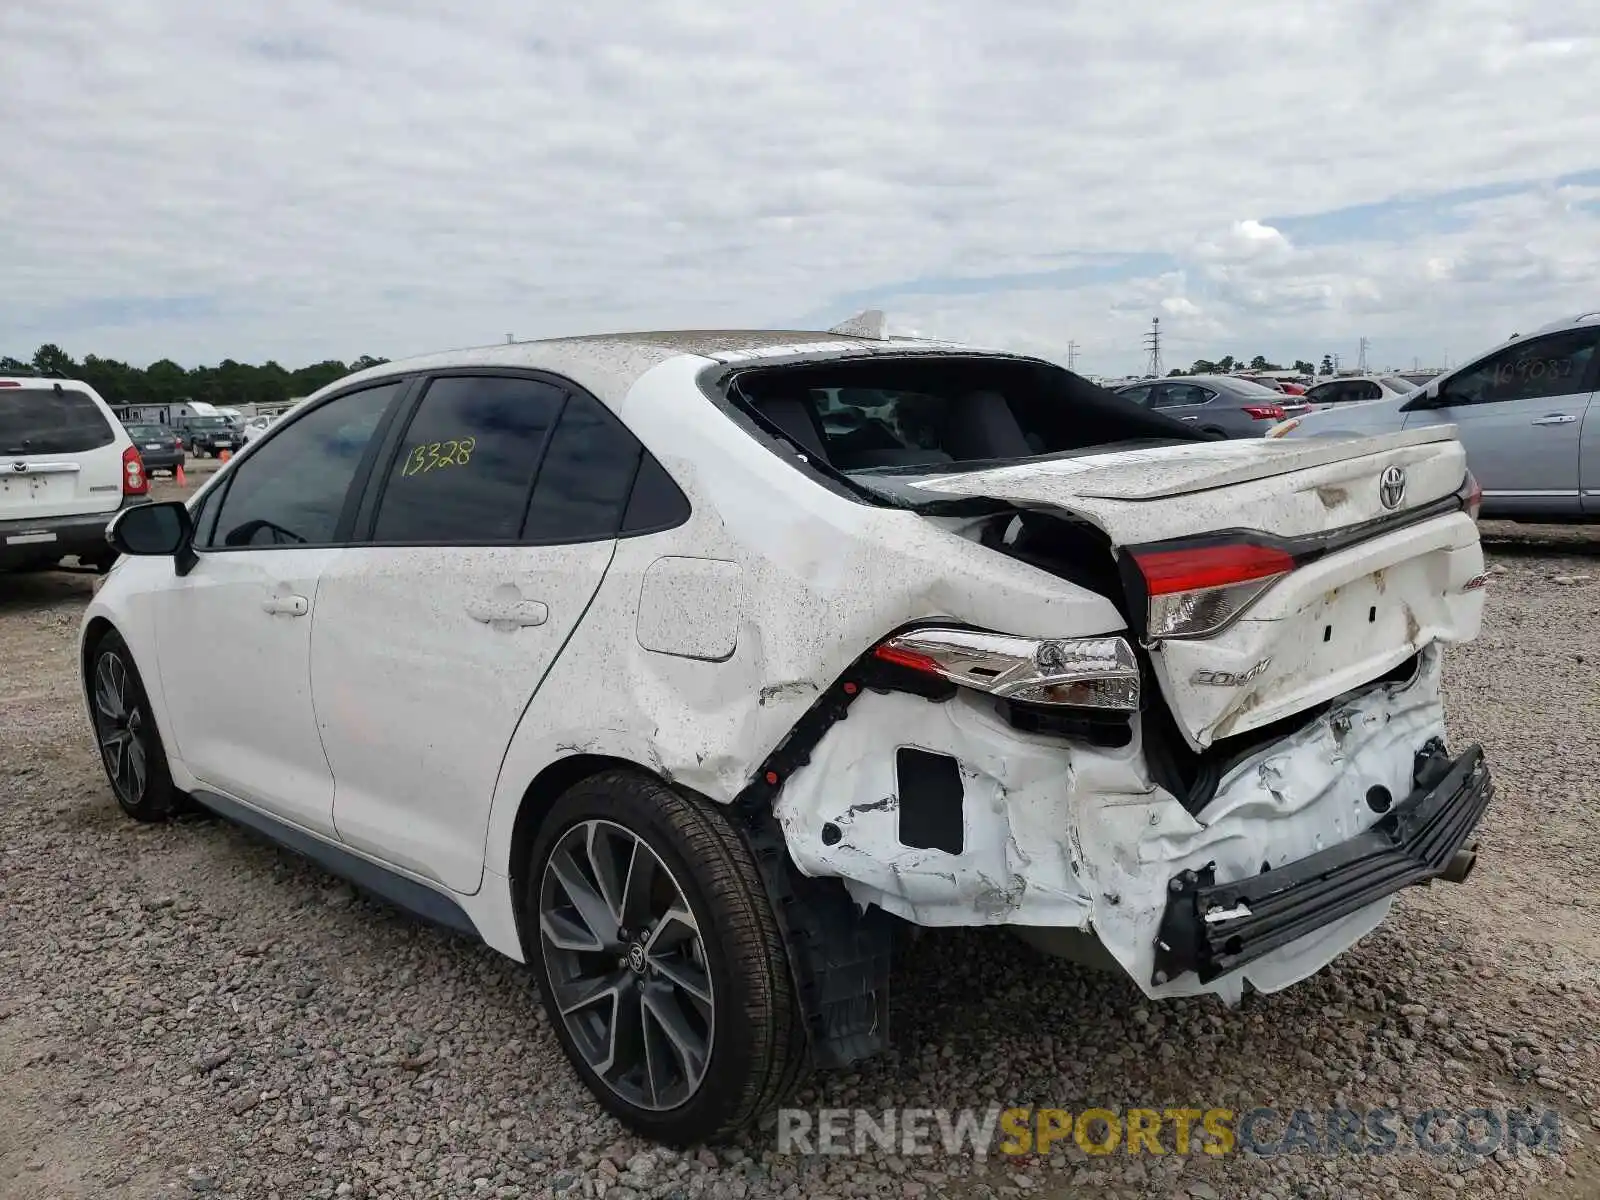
4,0,1598,376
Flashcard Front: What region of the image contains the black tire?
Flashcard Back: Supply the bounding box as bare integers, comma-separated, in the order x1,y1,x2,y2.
86,630,178,822
525,770,807,1146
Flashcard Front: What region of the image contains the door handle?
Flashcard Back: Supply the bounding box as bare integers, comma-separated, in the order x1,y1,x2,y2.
466,587,549,631
262,594,309,617
1181,415,1198,421
1530,414,1577,426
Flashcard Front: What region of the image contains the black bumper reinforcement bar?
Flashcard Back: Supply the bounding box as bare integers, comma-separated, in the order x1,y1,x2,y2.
1152,742,1492,985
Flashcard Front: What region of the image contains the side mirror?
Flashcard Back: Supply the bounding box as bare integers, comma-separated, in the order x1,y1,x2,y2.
1399,384,1441,413
107,501,197,574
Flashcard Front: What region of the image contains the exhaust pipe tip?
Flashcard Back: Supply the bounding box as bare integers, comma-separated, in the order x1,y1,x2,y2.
1440,847,1478,885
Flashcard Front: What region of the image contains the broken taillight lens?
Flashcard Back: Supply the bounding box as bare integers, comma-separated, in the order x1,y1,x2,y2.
1457,470,1482,521
1132,542,1294,640
873,628,1140,710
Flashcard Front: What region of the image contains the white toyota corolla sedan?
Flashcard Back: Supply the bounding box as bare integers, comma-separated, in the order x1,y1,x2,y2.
82,321,1493,1144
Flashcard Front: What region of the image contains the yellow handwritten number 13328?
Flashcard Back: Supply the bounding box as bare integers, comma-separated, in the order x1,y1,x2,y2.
400,437,476,477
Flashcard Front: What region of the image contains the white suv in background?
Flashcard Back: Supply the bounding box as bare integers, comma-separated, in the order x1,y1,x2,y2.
1,377,151,571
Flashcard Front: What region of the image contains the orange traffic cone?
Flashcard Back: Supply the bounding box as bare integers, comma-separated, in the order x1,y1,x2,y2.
175,463,187,487
218,449,231,463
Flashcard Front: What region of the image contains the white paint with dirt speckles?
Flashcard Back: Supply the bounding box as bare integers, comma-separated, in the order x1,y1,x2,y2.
82,331,1490,1007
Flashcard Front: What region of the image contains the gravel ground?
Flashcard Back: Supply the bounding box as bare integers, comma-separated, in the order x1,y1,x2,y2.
2,492,1597,1200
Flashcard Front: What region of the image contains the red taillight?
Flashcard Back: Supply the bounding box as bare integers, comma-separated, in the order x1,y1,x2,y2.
872,643,943,674
1133,541,1296,640
1133,543,1296,596
121,445,148,496
1242,404,1287,421
0,380,21,388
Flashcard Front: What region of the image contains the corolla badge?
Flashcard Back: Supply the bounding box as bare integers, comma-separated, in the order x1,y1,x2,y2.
1192,657,1272,687
1378,465,1406,510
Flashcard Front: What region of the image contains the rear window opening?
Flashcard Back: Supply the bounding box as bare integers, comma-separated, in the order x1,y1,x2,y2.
0,387,115,455
723,355,1206,481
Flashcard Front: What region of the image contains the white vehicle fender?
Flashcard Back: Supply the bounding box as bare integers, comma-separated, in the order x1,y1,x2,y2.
480,354,1129,883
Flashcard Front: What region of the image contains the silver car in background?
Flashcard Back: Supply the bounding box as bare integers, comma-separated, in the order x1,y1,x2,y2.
1280,312,1600,521
1302,375,1418,408
1113,375,1292,438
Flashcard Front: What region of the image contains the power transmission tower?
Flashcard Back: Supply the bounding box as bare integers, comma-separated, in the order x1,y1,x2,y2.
1144,318,1162,377
1356,337,1370,374
1066,340,1080,372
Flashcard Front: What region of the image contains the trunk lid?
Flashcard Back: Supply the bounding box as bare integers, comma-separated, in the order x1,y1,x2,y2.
906,428,1485,747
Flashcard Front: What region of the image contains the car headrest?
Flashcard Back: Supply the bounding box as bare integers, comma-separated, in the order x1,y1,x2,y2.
944,390,1032,461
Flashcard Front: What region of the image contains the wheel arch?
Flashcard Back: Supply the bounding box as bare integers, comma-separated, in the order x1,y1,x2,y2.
81,614,118,677
79,613,182,778
504,752,666,954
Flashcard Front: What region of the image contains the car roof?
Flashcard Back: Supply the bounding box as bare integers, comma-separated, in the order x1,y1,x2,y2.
331,329,990,406
0,376,98,390
1174,374,1271,393
1529,311,1600,336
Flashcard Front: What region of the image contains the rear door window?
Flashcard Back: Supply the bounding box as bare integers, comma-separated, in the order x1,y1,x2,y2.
1154,384,1213,408
370,375,567,544
0,387,115,455
521,390,644,542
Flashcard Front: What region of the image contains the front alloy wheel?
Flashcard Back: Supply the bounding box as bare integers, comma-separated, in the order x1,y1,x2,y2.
88,631,176,822
93,652,147,806
526,771,806,1145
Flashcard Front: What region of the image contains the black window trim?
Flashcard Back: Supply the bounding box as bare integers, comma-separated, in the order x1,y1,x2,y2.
192,374,422,555
350,366,691,550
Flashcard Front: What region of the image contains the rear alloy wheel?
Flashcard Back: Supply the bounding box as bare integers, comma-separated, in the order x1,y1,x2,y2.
527,771,807,1145
88,631,177,822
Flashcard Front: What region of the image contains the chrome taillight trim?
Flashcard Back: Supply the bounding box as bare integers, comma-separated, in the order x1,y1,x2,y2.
1145,575,1286,642
876,628,1141,710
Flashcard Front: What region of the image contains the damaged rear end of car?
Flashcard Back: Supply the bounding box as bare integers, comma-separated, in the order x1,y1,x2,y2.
710,347,1492,1020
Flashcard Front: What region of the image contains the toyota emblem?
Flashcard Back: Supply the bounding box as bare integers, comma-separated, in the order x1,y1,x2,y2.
1378,465,1406,510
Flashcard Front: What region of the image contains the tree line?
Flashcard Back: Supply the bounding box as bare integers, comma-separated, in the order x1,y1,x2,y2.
2,344,389,410
1169,355,1319,377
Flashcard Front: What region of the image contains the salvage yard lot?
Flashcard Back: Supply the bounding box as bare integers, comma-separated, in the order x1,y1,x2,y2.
1,497,1597,1199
